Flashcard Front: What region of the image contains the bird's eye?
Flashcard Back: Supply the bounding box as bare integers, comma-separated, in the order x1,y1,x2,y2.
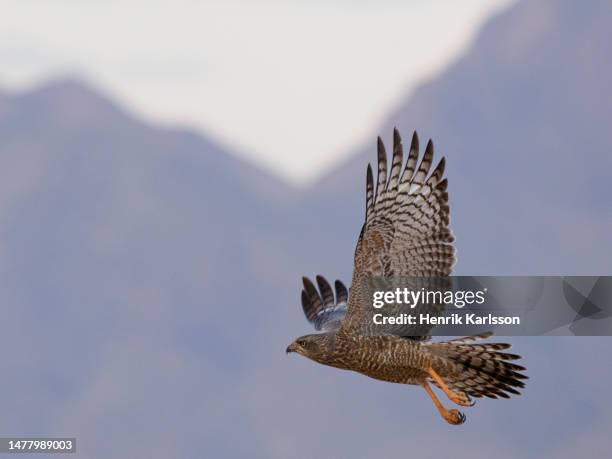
298,339,308,347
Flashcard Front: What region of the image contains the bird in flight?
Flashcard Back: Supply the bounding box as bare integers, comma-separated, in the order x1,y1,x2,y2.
287,129,527,425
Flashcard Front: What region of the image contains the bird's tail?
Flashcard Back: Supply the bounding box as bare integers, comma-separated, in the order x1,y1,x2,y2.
427,332,528,399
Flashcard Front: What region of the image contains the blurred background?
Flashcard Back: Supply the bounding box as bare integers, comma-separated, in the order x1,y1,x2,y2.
0,0,611,457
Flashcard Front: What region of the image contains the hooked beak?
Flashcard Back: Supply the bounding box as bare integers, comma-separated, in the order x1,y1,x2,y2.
286,342,297,354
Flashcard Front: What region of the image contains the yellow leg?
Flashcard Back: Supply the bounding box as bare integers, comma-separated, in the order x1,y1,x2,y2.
427,367,474,407
422,382,466,425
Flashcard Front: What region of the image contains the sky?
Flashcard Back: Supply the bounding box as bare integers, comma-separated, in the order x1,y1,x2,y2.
0,0,515,184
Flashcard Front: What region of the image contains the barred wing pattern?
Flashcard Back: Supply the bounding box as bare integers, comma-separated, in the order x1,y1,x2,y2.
301,276,348,331
340,129,456,337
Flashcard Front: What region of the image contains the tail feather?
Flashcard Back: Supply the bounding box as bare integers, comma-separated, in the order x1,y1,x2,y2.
428,333,528,399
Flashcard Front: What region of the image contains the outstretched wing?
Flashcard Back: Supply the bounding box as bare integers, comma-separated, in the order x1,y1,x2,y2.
339,129,456,338
301,275,348,332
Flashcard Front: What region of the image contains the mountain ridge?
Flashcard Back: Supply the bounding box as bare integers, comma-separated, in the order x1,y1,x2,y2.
0,77,296,206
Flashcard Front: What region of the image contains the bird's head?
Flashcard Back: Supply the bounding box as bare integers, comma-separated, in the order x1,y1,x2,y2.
286,334,331,364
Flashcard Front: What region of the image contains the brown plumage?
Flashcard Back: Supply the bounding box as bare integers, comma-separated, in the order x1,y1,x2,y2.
287,129,527,425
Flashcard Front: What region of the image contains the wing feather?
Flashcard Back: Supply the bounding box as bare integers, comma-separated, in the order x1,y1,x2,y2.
316,275,335,306
340,129,456,338
365,164,374,220
399,131,420,188
335,280,348,304
301,276,348,332
387,128,404,193
375,137,388,203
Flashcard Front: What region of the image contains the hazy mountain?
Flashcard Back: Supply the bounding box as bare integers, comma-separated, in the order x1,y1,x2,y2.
0,78,301,456
1,0,611,458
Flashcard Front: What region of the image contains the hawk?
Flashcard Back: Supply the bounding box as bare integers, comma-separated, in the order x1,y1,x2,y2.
287,129,527,425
